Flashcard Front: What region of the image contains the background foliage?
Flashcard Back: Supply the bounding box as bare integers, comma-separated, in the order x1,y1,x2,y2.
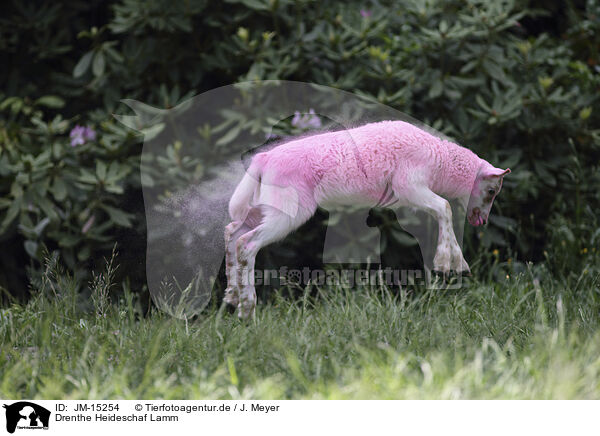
1,0,599,299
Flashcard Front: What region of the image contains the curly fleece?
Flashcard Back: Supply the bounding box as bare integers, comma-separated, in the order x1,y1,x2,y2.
232,120,486,220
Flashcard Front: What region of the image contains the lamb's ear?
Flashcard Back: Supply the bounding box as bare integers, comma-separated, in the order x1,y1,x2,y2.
483,167,511,178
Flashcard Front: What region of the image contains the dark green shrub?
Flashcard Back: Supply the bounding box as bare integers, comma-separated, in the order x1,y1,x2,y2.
1,0,599,296
0,95,141,297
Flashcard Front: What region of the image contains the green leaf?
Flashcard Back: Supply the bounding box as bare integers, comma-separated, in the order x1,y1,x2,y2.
141,172,154,187
52,177,67,201
476,94,492,112
77,244,91,261
215,125,241,146
73,51,93,78
483,59,507,84
104,184,124,194
226,0,269,11
140,123,165,141
533,161,556,187
24,240,39,258
58,233,80,248
96,161,107,181
105,161,130,183
0,96,20,111
100,204,133,227
35,96,65,109
78,169,98,185
36,196,59,222
92,52,106,77
33,217,51,236
0,198,21,233
428,80,443,99
489,215,517,231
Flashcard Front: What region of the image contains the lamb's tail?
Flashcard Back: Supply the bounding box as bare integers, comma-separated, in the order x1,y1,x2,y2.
228,153,266,221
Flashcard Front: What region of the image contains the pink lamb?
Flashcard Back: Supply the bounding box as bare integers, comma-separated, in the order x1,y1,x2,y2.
224,120,510,319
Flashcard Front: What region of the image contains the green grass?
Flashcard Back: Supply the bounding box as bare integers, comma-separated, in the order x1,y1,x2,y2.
1,256,600,399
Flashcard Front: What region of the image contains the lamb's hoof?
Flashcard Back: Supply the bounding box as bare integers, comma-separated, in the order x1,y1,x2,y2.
434,245,470,279
223,287,239,307
456,258,471,276
432,269,468,279
433,253,451,277
237,297,256,321
455,264,471,277
432,269,451,279
237,307,255,321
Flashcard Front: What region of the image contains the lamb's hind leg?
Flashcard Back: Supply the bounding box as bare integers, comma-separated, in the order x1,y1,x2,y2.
223,208,263,307
223,221,247,307
391,177,469,275
235,204,316,319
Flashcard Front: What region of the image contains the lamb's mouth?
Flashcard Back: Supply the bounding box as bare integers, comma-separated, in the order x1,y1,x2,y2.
468,211,486,226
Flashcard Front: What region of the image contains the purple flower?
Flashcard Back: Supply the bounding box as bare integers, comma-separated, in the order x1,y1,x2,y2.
291,109,322,130
70,125,86,146
69,125,96,147
306,109,322,128
360,9,372,18
83,126,96,141
292,111,302,127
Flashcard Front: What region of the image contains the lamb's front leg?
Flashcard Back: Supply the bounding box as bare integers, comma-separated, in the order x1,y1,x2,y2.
430,201,470,275
392,180,469,275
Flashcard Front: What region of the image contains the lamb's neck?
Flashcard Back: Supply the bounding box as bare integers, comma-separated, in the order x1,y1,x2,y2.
430,139,482,199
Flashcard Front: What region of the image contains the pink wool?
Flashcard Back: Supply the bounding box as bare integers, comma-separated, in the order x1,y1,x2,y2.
242,120,483,214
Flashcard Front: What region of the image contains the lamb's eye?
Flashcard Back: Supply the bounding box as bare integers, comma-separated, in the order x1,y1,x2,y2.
488,189,495,196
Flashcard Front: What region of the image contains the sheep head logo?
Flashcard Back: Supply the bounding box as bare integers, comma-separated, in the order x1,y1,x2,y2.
3,402,50,433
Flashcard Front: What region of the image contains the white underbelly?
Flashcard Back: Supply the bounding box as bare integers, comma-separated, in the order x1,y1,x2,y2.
316,186,397,210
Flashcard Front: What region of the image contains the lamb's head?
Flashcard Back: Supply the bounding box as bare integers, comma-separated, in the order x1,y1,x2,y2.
467,163,510,226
